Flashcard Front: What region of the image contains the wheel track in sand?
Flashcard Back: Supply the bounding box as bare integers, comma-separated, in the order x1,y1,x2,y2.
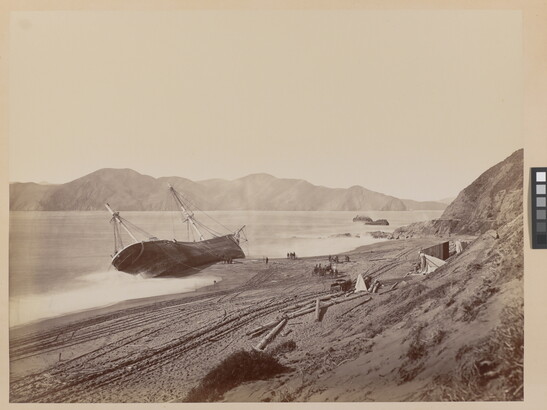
10,266,278,361
10,303,216,362
10,282,330,403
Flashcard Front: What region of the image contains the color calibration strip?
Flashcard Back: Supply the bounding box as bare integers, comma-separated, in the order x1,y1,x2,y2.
532,168,547,249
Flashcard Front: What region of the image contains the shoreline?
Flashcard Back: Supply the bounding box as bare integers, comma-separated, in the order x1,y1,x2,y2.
9,258,261,336
10,237,395,333
9,235,436,341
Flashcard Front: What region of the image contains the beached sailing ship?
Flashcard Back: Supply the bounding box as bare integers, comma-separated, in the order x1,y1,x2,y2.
105,185,246,277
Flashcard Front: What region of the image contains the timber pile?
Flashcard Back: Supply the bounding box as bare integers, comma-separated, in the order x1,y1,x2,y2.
254,319,288,351
250,291,373,351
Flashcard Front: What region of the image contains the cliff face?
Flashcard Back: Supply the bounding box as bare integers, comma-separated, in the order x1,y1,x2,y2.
10,170,446,212
440,149,523,234
394,149,523,236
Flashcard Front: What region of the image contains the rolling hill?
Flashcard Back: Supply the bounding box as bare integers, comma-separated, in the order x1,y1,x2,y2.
9,170,447,212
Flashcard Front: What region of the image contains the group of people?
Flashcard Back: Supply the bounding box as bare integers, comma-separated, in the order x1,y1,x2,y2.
221,256,234,264
287,252,297,260
363,275,382,293
312,263,339,276
328,255,350,263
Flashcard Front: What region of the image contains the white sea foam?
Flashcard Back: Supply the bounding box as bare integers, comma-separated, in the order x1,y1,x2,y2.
9,270,220,327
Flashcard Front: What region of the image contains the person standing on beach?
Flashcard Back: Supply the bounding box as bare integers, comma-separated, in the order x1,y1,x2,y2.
419,250,426,273
265,257,269,264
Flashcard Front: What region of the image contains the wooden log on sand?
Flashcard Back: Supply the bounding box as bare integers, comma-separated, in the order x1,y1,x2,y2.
246,318,281,336
281,293,343,313
288,296,334,318
282,302,312,314
315,298,321,321
320,292,344,300
287,306,316,319
287,292,371,319
254,318,288,351
331,292,371,305
286,293,368,320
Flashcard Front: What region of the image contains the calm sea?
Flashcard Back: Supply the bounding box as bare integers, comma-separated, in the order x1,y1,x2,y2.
9,210,441,326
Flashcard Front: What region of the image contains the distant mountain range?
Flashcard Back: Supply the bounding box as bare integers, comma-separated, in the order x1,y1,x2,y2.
9,170,447,212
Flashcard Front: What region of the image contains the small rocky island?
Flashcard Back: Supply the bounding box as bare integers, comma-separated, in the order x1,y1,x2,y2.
352,215,389,225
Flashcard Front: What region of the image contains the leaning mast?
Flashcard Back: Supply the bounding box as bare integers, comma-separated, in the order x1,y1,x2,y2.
168,184,205,241
105,203,139,244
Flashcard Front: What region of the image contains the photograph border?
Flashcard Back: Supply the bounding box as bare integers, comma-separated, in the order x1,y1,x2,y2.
1,0,546,408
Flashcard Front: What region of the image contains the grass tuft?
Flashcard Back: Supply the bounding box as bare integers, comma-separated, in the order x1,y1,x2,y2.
270,340,297,356
418,302,523,401
184,349,289,402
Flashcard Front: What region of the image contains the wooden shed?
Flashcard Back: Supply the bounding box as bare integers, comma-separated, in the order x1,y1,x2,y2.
422,241,450,260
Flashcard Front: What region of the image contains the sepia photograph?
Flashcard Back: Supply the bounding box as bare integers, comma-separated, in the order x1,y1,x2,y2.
3,1,546,406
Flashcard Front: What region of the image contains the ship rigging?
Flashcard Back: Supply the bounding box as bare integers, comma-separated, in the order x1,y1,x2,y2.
105,185,246,277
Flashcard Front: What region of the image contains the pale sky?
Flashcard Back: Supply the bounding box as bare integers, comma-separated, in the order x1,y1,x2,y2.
9,10,522,200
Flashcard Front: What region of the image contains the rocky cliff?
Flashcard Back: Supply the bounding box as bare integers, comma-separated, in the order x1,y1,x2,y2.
394,149,523,237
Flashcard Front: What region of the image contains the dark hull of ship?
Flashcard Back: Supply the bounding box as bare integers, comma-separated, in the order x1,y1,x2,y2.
111,235,245,277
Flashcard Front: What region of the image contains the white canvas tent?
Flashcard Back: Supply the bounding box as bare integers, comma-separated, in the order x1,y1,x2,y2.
420,254,446,274
355,273,368,292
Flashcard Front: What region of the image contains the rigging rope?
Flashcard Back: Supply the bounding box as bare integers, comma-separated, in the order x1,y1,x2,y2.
109,187,245,264
169,206,176,239
110,218,124,253
173,189,236,235
119,216,154,239
164,189,242,259
169,191,199,241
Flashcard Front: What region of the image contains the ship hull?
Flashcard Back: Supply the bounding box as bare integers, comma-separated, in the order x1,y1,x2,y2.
111,235,245,277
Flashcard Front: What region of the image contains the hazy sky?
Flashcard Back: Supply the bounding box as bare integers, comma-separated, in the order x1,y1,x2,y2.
9,10,522,200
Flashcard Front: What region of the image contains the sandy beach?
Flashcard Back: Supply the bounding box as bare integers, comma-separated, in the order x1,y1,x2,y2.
10,233,508,403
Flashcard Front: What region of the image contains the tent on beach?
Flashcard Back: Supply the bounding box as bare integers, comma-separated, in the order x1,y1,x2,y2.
415,241,451,274
420,253,446,274
355,273,368,292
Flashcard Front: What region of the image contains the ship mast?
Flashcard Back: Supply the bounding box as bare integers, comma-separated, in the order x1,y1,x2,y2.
168,184,205,241
105,203,139,244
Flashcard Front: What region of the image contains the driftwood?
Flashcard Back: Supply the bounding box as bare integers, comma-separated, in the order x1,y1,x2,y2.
282,302,312,314
332,292,371,305
281,293,343,313
246,318,281,336
287,306,316,319
315,298,321,321
254,318,287,351
249,292,373,346
286,292,371,320
389,282,399,290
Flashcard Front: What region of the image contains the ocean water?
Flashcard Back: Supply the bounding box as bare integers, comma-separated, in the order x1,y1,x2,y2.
9,210,442,326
